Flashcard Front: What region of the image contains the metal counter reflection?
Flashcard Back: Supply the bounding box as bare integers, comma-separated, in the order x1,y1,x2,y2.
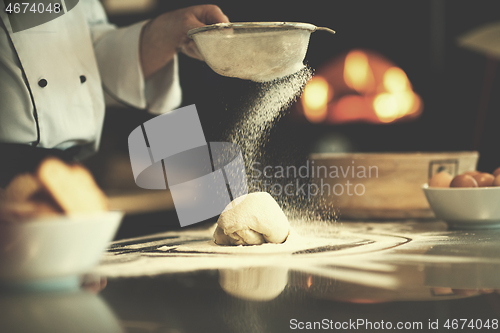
0,289,122,333
219,267,289,301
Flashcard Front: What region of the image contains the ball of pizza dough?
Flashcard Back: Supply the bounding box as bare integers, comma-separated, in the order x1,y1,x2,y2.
214,192,290,246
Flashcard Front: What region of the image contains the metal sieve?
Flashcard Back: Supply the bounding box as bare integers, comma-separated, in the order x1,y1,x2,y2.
187,22,336,82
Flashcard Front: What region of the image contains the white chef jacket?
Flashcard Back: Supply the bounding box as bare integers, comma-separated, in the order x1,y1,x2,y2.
0,0,182,157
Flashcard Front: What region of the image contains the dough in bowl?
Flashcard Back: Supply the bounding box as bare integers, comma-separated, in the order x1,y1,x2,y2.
214,192,290,245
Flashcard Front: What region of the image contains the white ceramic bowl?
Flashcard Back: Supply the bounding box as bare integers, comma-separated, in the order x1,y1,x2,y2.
422,185,500,229
0,211,123,284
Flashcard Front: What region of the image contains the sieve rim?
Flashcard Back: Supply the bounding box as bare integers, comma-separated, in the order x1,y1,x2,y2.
187,22,317,38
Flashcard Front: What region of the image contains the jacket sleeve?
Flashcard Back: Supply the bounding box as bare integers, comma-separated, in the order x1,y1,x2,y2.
82,0,182,114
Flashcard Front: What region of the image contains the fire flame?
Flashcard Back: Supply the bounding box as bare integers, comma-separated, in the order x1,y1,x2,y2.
373,93,399,123
383,67,408,92
307,275,313,288
301,76,330,123
344,50,375,94
301,50,423,124
373,66,421,122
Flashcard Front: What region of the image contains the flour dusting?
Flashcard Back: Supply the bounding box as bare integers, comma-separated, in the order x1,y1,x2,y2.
227,66,313,172
223,66,338,224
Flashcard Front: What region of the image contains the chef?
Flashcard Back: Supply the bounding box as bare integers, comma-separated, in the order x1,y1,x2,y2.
0,1,229,187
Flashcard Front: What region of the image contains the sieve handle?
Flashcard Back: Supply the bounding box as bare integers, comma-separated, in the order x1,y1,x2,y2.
314,26,336,35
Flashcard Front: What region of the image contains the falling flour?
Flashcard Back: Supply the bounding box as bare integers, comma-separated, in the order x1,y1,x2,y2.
224,65,338,224
227,65,313,173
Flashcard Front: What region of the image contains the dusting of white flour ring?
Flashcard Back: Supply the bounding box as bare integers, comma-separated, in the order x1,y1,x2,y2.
214,192,290,245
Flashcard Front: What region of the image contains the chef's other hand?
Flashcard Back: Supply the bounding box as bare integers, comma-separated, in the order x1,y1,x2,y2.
140,5,229,79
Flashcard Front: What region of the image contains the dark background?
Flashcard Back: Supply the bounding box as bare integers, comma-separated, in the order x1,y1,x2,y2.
98,0,500,176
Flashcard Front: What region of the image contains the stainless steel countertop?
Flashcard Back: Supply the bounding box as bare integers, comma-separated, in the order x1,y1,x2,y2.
3,219,500,332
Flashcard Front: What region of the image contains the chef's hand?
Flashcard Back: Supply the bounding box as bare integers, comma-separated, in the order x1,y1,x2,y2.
140,5,229,79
